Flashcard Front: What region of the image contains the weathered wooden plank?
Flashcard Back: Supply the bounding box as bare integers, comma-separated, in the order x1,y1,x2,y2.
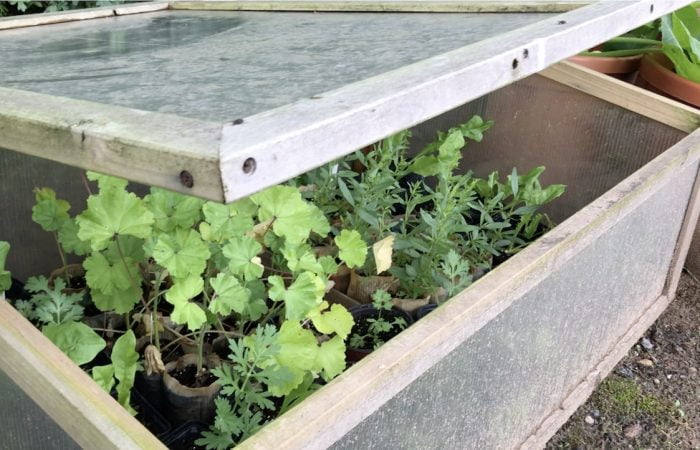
0,296,166,449
520,293,672,448
169,0,588,13
665,164,700,297
218,0,691,202
239,130,700,449
0,87,224,201
0,2,169,30
541,61,700,133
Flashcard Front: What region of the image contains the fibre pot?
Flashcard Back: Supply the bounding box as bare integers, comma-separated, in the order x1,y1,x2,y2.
346,271,399,304
639,53,700,107
346,304,413,363
162,353,221,425
48,263,86,294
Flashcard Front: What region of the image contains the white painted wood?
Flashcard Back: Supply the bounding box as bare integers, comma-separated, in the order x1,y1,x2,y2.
218,0,690,202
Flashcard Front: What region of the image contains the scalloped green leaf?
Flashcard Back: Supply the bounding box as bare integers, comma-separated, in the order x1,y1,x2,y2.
252,186,330,243
145,187,204,232
201,201,255,242
87,171,129,191
166,276,207,330
58,219,91,256
209,272,251,316
308,301,354,339
314,335,346,381
43,321,106,366
32,187,70,232
222,235,263,281
91,283,142,314
269,321,319,395
153,228,210,279
335,229,367,269
281,272,326,321
76,189,154,251
83,252,140,295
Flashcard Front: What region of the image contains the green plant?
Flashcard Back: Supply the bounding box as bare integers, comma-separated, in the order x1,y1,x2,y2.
0,241,10,293
15,275,106,366
661,5,700,82
92,330,139,414
578,22,661,58
349,290,407,350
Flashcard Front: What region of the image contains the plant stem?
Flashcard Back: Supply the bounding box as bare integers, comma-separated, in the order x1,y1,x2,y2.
606,36,662,46
80,172,93,196
53,232,68,281
114,235,149,311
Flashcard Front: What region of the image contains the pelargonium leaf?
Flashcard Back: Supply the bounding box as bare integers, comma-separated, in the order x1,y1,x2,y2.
313,335,346,382
335,230,367,269
222,235,263,281
153,228,210,279
58,219,91,256
83,252,139,295
280,242,323,275
32,187,70,232
166,276,207,330
209,272,251,316
86,171,129,191
252,186,330,243
43,321,106,366
91,284,142,314
145,187,204,232
201,201,255,242
76,189,154,251
269,321,319,395
281,272,326,321
308,301,354,339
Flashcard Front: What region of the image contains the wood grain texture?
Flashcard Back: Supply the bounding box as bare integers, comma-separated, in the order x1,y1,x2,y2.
0,298,165,449
0,87,224,201
0,2,169,30
218,0,691,202
541,61,700,133
519,294,672,448
169,0,588,13
239,130,700,449
665,164,700,298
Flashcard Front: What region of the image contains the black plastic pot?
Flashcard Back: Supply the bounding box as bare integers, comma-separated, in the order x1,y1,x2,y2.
162,421,208,450
414,303,438,320
132,388,172,438
347,304,413,363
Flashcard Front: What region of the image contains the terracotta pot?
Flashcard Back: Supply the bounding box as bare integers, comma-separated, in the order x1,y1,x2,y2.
639,53,700,107
568,53,643,76
162,354,221,424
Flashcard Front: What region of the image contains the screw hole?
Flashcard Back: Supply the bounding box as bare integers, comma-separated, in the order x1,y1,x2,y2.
523,49,529,59
512,58,519,69
179,170,194,188
650,4,654,13
557,20,566,25
232,118,244,125
242,158,256,175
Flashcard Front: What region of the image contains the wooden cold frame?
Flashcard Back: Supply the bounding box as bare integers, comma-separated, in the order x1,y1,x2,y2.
0,0,692,202
0,61,698,448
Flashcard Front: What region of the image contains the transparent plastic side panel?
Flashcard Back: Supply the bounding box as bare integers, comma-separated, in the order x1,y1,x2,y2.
0,368,79,449
0,10,552,121
332,162,698,450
